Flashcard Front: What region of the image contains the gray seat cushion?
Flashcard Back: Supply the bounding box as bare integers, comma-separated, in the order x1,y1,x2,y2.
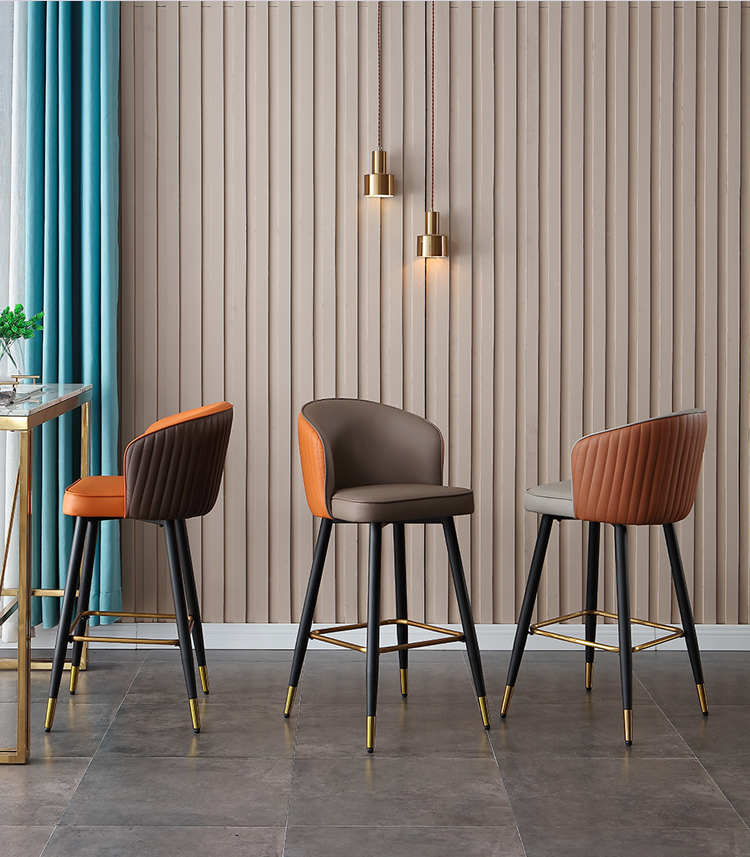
331,484,474,523
524,479,575,519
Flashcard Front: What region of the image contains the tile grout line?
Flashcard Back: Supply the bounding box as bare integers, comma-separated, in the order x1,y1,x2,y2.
281,663,305,857
632,669,750,832
39,656,147,855
462,650,531,857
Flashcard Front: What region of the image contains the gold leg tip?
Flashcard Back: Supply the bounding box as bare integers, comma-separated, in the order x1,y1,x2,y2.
199,665,210,695
400,668,408,698
623,709,633,745
697,683,709,715
69,665,80,694
189,698,201,733
366,715,376,752
44,698,57,732
284,685,297,718
585,662,594,691
478,696,491,729
500,685,514,718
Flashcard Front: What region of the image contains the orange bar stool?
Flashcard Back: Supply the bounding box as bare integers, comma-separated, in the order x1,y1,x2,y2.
45,402,233,734
285,398,490,753
501,410,708,745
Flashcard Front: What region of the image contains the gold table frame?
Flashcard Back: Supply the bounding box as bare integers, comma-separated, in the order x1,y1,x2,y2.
0,383,93,764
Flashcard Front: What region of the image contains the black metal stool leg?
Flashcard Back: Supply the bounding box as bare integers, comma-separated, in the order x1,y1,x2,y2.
443,517,490,730
614,524,633,745
584,522,601,690
664,523,708,715
501,514,554,717
366,522,383,752
45,517,89,731
285,517,333,717
393,522,408,697
69,520,100,694
176,519,209,694
164,520,201,733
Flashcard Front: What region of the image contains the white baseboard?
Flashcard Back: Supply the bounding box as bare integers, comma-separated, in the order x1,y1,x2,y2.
3,622,750,651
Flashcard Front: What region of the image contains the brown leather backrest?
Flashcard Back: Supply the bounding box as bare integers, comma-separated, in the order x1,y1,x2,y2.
570,410,707,525
298,399,444,519
124,402,233,521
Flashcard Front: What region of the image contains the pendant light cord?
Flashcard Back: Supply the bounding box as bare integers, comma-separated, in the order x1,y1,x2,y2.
430,0,435,211
377,1,382,150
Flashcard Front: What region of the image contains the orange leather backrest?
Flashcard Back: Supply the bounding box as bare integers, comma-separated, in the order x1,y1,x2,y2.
298,399,444,519
570,410,707,525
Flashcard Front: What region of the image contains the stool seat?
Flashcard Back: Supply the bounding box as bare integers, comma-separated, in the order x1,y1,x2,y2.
524,480,574,518
331,484,474,523
62,476,126,519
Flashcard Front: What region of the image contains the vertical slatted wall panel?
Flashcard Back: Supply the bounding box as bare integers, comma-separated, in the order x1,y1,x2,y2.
120,2,750,629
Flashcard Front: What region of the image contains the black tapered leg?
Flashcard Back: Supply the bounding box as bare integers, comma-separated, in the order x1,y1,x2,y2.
45,517,89,730
393,522,409,697
501,514,555,717
366,523,383,752
584,522,601,690
664,523,708,714
176,519,209,694
285,517,333,717
614,524,633,745
69,520,100,692
442,517,490,729
164,520,201,733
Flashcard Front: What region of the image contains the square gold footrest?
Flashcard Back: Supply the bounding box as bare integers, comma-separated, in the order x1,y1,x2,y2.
530,609,684,653
69,610,193,647
310,618,465,654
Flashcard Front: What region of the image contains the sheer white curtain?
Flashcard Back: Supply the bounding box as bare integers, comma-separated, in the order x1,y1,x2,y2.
0,2,27,643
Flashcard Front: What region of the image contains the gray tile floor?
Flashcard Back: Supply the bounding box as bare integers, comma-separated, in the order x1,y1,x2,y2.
2,647,750,856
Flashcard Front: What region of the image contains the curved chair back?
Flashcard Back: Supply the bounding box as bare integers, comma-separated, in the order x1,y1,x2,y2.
570,409,707,525
124,401,233,521
298,399,444,519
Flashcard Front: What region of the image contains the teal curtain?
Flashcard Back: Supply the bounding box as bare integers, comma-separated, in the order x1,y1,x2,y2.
25,1,121,627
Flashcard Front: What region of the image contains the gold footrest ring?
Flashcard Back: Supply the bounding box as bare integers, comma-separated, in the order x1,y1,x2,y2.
309,617,465,655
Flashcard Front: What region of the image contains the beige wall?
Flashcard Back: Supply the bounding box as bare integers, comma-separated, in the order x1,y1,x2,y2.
119,1,750,627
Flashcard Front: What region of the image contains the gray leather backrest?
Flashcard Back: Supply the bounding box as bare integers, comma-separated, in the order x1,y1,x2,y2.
302,399,443,496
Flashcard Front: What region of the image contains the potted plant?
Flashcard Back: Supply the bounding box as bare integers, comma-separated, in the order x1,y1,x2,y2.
0,304,44,379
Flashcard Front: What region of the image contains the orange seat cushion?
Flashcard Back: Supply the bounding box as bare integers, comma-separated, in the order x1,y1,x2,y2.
62,476,126,519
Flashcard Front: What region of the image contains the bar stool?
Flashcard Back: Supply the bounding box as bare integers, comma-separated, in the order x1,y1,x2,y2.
45,401,233,734
501,410,708,745
285,398,490,752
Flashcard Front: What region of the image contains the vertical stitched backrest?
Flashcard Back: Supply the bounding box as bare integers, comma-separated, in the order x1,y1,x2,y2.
124,402,233,521
298,399,444,519
570,410,707,525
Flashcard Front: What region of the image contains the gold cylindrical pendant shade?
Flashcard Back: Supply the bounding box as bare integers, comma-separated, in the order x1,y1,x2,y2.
364,149,394,198
417,210,448,258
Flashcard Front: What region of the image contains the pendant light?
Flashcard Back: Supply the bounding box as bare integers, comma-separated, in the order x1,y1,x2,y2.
417,1,447,258
364,2,394,198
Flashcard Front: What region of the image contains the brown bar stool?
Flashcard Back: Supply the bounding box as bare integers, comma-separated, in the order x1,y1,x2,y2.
501,410,708,745
45,402,233,734
285,398,489,752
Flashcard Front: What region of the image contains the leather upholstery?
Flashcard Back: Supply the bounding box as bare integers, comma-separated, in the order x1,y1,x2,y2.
298,399,467,522
62,402,233,521
570,410,707,525
524,479,575,518
331,484,474,523
62,476,126,519
124,403,233,520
